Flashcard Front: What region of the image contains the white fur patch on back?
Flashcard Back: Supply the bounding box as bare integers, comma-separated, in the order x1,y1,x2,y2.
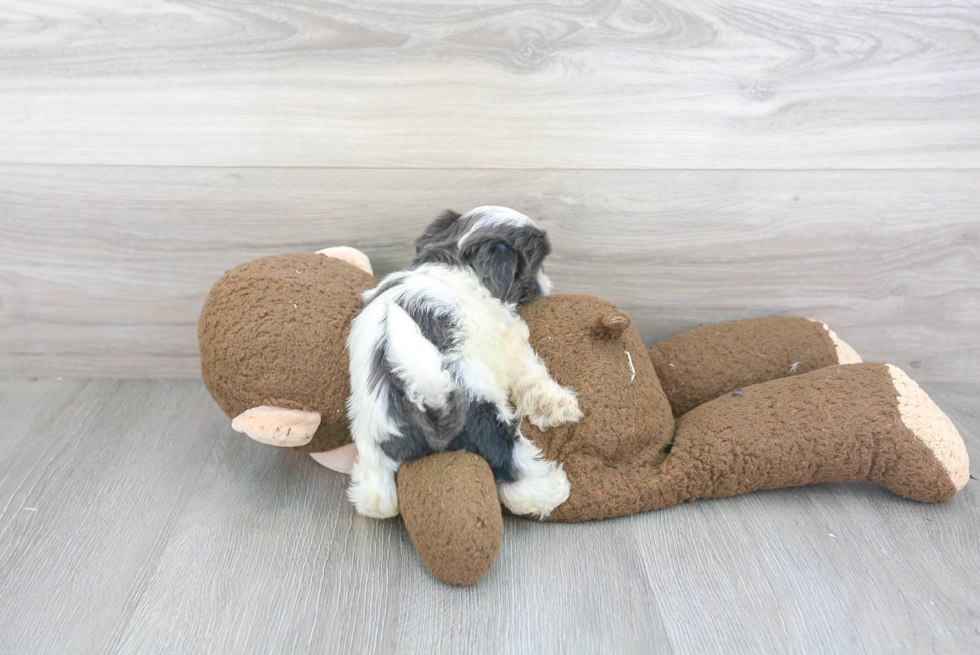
384,302,454,410
347,298,401,445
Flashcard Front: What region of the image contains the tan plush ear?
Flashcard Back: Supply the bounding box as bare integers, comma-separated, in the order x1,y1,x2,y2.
231,406,321,447
317,246,373,275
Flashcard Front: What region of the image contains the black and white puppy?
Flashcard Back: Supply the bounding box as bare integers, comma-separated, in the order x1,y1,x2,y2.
346,206,583,519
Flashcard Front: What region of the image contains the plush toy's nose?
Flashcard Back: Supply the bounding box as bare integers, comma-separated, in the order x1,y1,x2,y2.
592,310,631,340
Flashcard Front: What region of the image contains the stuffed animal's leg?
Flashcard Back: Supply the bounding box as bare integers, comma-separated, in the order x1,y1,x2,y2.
648,317,861,416
663,362,969,505
546,362,968,522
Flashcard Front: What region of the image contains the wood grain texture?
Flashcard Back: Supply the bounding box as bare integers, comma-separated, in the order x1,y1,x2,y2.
1,1,979,168
0,378,224,654
2,165,978,381
0,378,976,654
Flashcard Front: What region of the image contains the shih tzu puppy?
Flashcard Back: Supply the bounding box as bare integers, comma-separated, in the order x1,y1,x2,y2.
346,206,583,519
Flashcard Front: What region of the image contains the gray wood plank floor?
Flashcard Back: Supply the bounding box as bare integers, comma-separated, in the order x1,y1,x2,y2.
0,377,976,654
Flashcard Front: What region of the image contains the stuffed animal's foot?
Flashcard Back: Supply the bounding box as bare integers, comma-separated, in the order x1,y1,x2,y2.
869,365,969,501
524,383,583,431
497,436,571,519
348,458,399,519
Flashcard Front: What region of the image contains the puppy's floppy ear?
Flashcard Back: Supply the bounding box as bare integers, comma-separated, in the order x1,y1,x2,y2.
415,210,463,255
461,235,524,302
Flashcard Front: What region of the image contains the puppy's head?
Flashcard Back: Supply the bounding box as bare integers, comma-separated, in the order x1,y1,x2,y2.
413,206,553,305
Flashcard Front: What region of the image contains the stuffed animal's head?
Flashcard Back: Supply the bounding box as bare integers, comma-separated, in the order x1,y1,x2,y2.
198,253,378,453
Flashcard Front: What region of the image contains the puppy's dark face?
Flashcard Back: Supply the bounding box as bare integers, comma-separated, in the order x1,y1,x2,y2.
412,207,552,305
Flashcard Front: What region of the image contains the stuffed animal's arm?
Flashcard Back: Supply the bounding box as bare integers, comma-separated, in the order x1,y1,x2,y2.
648,317,861,416
397,451,503,586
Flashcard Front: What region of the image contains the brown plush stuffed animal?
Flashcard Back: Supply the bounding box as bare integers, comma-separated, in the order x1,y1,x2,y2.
199,249,969,586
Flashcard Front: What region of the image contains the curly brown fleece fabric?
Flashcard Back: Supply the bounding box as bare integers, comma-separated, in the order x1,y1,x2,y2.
541,362,959,523
199,253,378,453
514,299,959,521
517,295,676,521
397,451,503,586
649,317,839,417
668,363,959,504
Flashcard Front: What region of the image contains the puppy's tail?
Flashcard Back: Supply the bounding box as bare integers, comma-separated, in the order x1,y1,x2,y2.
384,302,456,412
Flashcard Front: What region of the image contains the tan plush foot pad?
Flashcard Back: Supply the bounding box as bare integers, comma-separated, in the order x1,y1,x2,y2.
887,365,970,494
815,321,862,364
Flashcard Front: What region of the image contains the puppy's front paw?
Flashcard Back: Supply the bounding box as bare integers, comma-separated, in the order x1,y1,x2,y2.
527,384,583,431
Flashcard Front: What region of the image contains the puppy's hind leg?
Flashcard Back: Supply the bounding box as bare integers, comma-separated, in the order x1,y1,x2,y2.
497,434,571,520
448,401,570,520
348,438,400,519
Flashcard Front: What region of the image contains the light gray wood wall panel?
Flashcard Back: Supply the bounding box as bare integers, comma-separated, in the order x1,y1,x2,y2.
1,1,978,168
0,378,977,654
2,165,978,381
